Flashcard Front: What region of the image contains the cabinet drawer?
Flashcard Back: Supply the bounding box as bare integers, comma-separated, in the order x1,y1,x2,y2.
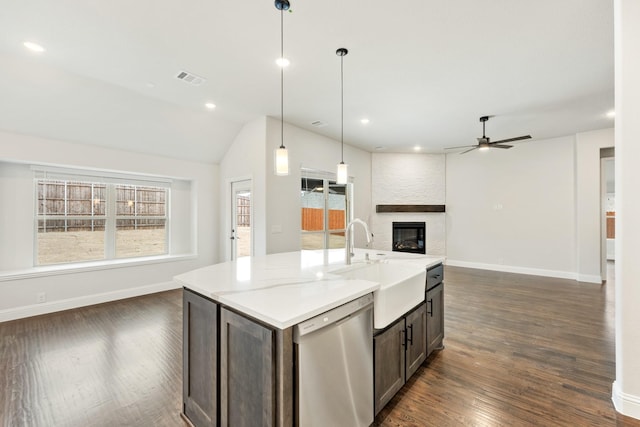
426,264,444,290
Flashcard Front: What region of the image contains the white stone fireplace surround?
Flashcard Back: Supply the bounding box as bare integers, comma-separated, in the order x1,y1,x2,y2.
370,153,446,256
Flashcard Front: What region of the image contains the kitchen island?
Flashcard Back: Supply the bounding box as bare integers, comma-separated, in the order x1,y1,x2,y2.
174,249,444,427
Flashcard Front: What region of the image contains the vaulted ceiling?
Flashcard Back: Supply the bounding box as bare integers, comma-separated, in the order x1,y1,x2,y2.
0,0,614,163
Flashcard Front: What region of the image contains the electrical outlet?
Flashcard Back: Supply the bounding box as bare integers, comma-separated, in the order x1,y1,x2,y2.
37,292,46,303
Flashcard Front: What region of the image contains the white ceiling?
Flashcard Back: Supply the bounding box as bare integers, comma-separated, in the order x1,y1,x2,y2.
0,0,614,163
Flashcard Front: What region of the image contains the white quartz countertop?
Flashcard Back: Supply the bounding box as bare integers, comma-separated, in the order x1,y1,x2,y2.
174,249,444,329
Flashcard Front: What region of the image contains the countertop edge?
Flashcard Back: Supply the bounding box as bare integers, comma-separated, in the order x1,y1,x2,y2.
175,250,445,330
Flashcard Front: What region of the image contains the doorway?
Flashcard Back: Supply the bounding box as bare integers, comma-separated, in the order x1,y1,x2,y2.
300,170,350,250
230,179,252,260
601,148,615,278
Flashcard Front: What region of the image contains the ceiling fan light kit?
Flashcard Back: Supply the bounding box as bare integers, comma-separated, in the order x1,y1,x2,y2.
446,115,532,154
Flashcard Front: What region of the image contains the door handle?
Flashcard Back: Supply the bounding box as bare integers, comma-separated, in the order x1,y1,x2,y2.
401,328,406,347
427,299,433,316
407,324,413,345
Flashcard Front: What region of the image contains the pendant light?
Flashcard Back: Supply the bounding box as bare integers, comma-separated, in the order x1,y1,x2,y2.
336,48,348,185
274,0,290,176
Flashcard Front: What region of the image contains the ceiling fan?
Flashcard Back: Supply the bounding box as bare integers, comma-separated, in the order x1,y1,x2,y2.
446,116,532,154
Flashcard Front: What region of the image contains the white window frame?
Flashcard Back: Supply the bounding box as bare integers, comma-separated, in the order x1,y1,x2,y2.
33,166,171,266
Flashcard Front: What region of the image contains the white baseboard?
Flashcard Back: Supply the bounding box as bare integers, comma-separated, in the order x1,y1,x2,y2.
0,281,181,322
576,273,604,284
613,381,640,420
445,259,580,281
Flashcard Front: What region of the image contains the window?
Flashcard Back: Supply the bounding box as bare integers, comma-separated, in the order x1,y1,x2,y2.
115,185,167,258
300,170,350,250
35,171,169,265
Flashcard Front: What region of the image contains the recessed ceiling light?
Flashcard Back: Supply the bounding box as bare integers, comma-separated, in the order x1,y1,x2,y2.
606,110,615,118
205,102,216,110
276,57,290,67
414,146,421,151
361,118,370,124
375,146,385,151
23,41,45,53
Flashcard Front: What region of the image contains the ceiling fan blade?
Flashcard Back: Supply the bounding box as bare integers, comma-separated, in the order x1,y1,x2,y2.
460,147,478,154
491,144,513,149
490,135,532,144
445,144,476,150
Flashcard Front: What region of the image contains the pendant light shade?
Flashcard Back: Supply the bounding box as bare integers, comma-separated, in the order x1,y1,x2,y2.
336,162,348,184
275,146,289,175
274,0,290,176
336,48,348,185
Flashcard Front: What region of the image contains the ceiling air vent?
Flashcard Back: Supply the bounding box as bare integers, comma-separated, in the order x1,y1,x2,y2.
311,120,328,128
175,70,206,86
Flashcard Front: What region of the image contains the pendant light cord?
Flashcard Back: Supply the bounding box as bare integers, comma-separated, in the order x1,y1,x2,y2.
340,52,344,164
280,9,285,150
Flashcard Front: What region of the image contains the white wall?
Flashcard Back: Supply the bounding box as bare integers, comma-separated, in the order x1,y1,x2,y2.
265,117,372,254
219,116,372,257
613,0,640,418
0,130,218,320
370,153,446,255
576,128,615,282
446,135,578,278
219,117,267,259
0,161,34,270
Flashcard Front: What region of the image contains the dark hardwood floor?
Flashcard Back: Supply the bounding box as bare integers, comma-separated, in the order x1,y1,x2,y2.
0,291,184,427
376,263,640,427
2,263,639,426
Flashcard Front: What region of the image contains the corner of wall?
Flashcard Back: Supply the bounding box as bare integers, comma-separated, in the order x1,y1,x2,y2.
613,381,640,421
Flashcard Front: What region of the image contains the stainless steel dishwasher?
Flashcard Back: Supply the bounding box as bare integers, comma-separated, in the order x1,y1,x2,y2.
294,293,374,427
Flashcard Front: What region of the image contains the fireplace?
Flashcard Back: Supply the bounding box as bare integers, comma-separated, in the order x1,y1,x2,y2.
392,222,426,254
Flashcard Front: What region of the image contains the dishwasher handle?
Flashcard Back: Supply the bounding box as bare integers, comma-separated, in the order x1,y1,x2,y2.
294,293,374,341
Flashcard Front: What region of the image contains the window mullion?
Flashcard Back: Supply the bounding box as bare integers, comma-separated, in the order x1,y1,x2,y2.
64,181,68,232
323,179,330,250
105,184,116,259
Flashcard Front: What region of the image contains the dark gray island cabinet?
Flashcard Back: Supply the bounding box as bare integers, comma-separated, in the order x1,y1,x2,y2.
182,289,293,427
426,263,445,355
373,302,427,414
373,263,445,415
181,259,445,427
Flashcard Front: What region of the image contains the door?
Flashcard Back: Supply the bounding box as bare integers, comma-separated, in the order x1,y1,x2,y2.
426,283,444,356
230,180,252,260
183,290,218,427
405,303,427,379
300,171,350,250
374,318,406,415
220,308,275,426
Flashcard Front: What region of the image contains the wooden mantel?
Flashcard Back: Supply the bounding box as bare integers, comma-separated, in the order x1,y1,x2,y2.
375,204,446,213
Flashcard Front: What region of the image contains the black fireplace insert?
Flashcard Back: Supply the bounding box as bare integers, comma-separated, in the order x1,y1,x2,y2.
392,222,426,254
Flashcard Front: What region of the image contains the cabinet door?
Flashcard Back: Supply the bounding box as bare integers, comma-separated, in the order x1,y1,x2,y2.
426,283,444,356
183,289,218,427
220,308,275,427
374,319,406,415
405,303,427,379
